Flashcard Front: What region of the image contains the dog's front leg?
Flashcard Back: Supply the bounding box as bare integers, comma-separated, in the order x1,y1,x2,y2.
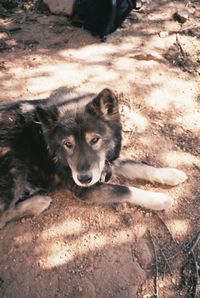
0,195,52,229
113,160,187,186
76,183,174,211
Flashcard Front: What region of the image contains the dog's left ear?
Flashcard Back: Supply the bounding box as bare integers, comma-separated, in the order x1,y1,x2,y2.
86,88,119,121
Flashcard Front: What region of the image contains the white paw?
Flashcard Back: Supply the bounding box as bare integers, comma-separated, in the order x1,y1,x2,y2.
32,196,52,215
146,192,174,210
19,195,52,216
154,168,187,186
130,187,174,210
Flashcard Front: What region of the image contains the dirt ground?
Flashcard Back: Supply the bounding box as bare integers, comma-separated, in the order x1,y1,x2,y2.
0,0,200,297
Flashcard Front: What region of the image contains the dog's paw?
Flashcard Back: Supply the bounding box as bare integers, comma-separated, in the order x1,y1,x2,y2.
146,193,174,210
19,195,52,216
130,187,174,210
154,168,187,186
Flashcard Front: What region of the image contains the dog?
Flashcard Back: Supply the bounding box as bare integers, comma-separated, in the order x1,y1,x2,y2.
0,88,187,228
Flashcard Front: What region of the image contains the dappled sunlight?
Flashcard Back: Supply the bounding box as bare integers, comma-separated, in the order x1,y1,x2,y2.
60,37,142,62
40,229,134,269
167,219,191,238
176,111,200,133
147,75,199,112
138,135,154,147
1,29,199,117
0,0,199,296
131,223,148,239
41,219,85,240
161,150,200,167
121,106,149,133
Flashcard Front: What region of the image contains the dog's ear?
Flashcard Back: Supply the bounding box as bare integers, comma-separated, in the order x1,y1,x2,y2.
36,105,58,128
86,89,119,121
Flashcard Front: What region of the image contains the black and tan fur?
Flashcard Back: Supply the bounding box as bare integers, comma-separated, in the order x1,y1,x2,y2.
0,89,187,228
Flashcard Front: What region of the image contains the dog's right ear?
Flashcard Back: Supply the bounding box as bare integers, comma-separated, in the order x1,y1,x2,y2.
36,106,58,128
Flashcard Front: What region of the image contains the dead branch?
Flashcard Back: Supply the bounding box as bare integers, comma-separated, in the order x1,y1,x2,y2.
188,232,200,254
190,249,199,298
180,232,200,297
160,247,172,276
188,232,200,298
176,33,186,58
148,230,159,298
193,162,200,173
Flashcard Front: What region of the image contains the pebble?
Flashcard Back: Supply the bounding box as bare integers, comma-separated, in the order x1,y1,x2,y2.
172,278,176,284
0,32,10,40
112,202,125,212
123,214,133,226
173,9,189,23
159,31,169,38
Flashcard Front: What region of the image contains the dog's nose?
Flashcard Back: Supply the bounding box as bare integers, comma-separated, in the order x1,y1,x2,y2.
77,173,92,184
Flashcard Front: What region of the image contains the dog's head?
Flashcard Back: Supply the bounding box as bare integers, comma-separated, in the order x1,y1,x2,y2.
36,89,122,187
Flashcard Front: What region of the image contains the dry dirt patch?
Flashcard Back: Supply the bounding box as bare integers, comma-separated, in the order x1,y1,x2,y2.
0,1,200,297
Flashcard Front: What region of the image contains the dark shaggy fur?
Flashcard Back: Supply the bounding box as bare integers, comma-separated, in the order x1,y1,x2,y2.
0,89,187,228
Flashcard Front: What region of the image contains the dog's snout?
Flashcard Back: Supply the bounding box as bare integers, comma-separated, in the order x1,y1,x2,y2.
77,173,92,184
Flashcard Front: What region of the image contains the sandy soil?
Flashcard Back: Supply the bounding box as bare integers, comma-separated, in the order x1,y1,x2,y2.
0,0,200,297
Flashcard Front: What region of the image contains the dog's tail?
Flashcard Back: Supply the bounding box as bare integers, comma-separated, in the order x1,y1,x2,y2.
112,159,187,186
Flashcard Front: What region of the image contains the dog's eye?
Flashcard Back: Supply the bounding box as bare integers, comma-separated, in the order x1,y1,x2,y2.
63,140,73,149
90,137,100,145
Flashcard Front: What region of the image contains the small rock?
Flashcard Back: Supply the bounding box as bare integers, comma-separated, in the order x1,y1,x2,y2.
0,32,10,40
159,282,164,288
128,12,142,23
172,278,176,284
159,31,168,38
112,202,125,212
7,39,17,47
145,212,150,217
123,213,133,226
173,9,189,23
141,284,146,291
21,218,26,223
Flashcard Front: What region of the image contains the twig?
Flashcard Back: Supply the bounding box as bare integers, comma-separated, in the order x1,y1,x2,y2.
148,230,159,298
160,247,172,276
176,33,186,58
188,232,200,298
193,162,200,173
180,232,200,297
153,212,178,245
190,249,199,298
188,232,200,254
167,250,182,260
